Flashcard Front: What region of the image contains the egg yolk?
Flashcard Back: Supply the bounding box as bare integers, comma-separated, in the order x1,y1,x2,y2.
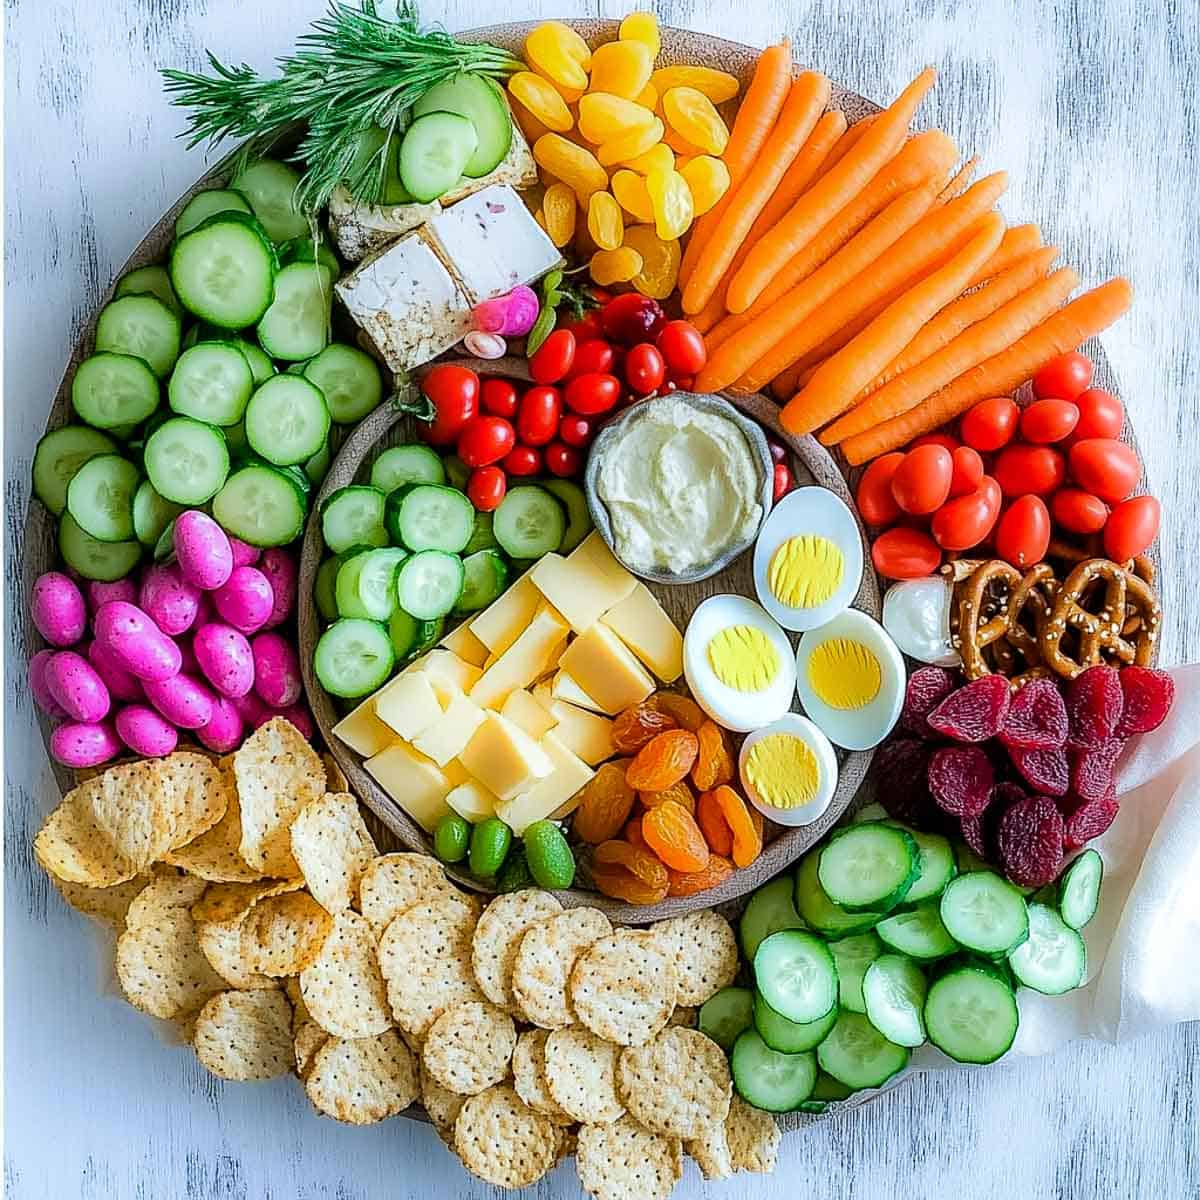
743,733,820,810
707,625,780,692
768,534,844,609
806,638,881,709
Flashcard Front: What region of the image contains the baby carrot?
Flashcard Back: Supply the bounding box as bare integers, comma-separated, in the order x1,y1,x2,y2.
937,156,979,203
812,113,876,177
967,222,1043,287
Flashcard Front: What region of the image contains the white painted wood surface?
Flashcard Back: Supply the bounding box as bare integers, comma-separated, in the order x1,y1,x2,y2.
5,1,1198,1197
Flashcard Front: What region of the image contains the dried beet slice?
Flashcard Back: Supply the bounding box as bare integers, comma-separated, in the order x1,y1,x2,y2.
1008,745,1069,797
1065,665,1123,750
928,745,995,817
874,738,938,829
927,675,1011,743
900,666,955,738
997,794,1065,888
1114,666,1175,737
1000,677,1068,751
1070,739,1124,804
1063,792,1120,850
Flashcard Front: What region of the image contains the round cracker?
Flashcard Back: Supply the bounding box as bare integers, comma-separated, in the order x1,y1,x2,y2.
569,931,677,1047
304,1029,418,1124
293,1020,329,1080
422,1000,516,1096
299,909,392,1039
358,853,460,932
193,988,293,1081
725,1093,781,1174
616,1026,732,1138
197,913,279,991
648,910,739,1007
511,1029,573,1125
511,906,612,1029
543,1027,625,1124
242,891,334,977
576,1115,683,1200
453,1084,559,1190
419,1059,465,1136
471,889,563,1012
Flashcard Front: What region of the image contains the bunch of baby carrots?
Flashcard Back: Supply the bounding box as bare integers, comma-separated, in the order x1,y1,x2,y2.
684,45,1132,465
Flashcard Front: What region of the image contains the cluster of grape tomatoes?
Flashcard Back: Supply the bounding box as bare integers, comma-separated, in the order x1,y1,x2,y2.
860,352,1162,580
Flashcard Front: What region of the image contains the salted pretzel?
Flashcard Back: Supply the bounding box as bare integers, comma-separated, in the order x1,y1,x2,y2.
947,559,1027,680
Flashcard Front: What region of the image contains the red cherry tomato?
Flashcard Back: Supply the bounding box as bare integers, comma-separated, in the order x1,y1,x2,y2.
961,396,1019,452
516,386,562,447
544,441,582,478
931,476,1002,551
567,338,616,379
1050,488,1109,535
1068,438,1141,503
466,466,507,512
1103,495,1161,562
601,293,666,345
1033,351,1093,401
773,463,792,502
480,378,519,419
456,415,515,468
528,329,576,384
890,445,954,515
565,372,622,416
871,527,942,580
564,309,604,343
993,444,1066,497
1020,398,1080,444
420,364,479,446
558,414,593,448
624,343,666,395
503,445,542,477
949,446,985,497
1072,388,1125,441
909,432,960,454
655,320,708,374
995,495,1051,568
855,453,904,527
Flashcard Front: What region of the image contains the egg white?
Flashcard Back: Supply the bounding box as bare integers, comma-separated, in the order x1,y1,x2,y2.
882,577,961,667
752,487,864,632
737,712,838,827
682,594,796,733
795,608,905,751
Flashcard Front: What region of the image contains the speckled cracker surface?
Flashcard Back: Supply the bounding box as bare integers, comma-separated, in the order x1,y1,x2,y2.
419,1059,465,1137
471,889,563,1012
290,792,377,913
725,1094,781,1173
163,783,263,882
193,988,294,1081
242,891,333,977
512,906,612,1029
358,853,460,933
300,909,393,1039
648,910,739,1007
305,1030,418,1124
576,1115,683,1200
197,911,279,991
453,1084,559,1190
422,1000,516,1096
293,1020,329,1079
50,870,156,933
569,931,677,1046
512,1029,574,1125
617,1026,732,1138
544,1027,625,1124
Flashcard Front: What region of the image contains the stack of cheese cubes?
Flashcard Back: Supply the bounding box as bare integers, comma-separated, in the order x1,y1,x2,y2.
331,532,684,837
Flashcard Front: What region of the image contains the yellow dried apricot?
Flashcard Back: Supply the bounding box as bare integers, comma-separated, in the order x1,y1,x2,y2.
651,65,740,104
636,82,659,111
592,839,669,905
590,247,643,286
624,142,675,176
542,182,578,247
643,800,710,873
525,21,590,91
610,170,656,223
508,71,574,133
626,729,699,792
639,778,695,815
572,761,636,844
512,102,551,145
586,191,624,251
662,87,729,155
533,134,608,202
597,120,665,168
587,40,653,100
678,155,731,217
645,168,694,240
619,11,661,59
577,93,657,144
663,127,704,157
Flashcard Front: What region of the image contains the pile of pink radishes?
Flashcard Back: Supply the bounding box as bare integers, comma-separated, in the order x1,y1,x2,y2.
29,509,311,768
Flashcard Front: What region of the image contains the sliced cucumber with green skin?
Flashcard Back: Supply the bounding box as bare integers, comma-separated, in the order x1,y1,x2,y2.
462,511,499,555
387,607,418,660
243,374,331,467
256,261,333,361
852,801,890,824
235,338,276,386
411,615,445,658
412,73,513,179
154,517,177,562
174,187,253,239
33,425,118,515
143,416,229,505
818,823,919,913
939,872,1029,957
304,343,383,424
321,486,388,554
754,992,838,1054
385,484,474,553
336,546,407,621
168,341,254,426
924,964,1018,1064
304,438,332,486
455,549,509,613
1058,849,1103,931
954,841,992,876
829,931,884,1014
811,1071,854,1102
863,954,928,1047
131,480,182,546
71,352,161,431
314,618,395,698
211,463,307,547
817,1010,910,1090
396,550,465,620
697,986,755,1051
65,454,140,543
58,512,142,581
443,455,470,492
115,264,182,315
493,485,566,559
794,853,885,941
224,420,250,460
542,478,592,552
344,126,414,204
876,903,958,961
753,930,838,1025
370,444,445,494
398,111,478,203
730,1029,817,1113
739,874,805,961
279,233,341,280
230,159,308,243
171,212,277,329
900,829,958,908
1007,902,1086,994
95,294,182,379
314,556,341,623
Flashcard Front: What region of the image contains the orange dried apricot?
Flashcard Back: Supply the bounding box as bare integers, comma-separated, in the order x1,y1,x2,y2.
695,787,735,857
642,800,710,873
623,815,648,850
590,246,643,286
646,692,705,732
639,777,695,814
716,787,763,868
572,761,635,844
626,729,699,792
667,854,734,897
587,40,654,101
692,720,734,791
592,839,670,905
612,702,678,753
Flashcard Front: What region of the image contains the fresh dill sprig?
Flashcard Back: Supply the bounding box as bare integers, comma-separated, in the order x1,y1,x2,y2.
162,1,522,215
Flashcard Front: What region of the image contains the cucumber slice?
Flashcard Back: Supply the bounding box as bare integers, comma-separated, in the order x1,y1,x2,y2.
455,549,509,613
811,1071,854,1102
224,419,250,460
370,444,446,494
411,615,445,658
939,872,1029,957
304,438,332,486
900,829,958,907
853,801,891,824
336,546,407,621
256,261,333,361
396,550,465,621
143,416,229,504
33,425,118,515
230,159,308,243
65,454,140,543
697,986,755,1051
816,1011,910,1090
168,341,254,426
461,512,497,556
829,931,884,1014
863,954,928,1047
314,618,395,698
730,1029,817,1113
818,823,919,913
399,111,478,203
131,480,183,547
154,517,177,562
924,964,1018,1064
385,484,474,553
387,607,418,660
115,264,182,315
412,73,513,179
754,992,837,1054
314,556,341,623
243,374,331,466
443,455,470,492
753,930,838,1025
212,463,307,547
493,485,566,559
58,512,142,581
794,852,885,941
344,126,413,204
304,343,383,424
71,352,161,431
234,338,277,386
170,213,277,329
175,187,252,239
542,478,592,553
1007,902,1086,994
94,295,182,378
876,903,958,961
279,233,341,280
1058,848,1102,931
739,874,805,962
321,486,388,554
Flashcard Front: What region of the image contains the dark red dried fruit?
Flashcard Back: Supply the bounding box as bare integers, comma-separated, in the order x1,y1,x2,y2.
928,745,995,817
1064,792,1120,850
927,674,1012,743
962,782,1027,861
1008,745,1069,797
1070,739,1124,804
997,794,1066,887
1114,666,1174,737
1000,677,1068,750
900,666,955,737
875,738,938,828
1065,665,1123,750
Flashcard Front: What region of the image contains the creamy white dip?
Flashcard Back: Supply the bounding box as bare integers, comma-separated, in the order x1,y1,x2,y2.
596,396,763,574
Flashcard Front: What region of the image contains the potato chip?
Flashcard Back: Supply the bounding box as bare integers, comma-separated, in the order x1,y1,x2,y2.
193,988,294,1081
685,1117,734,1181
197,912,279,991
422,1000,516,1096
453,1084,560,1189
285,977,309,1027
544,1027,625,1124
116,875,227,1018
647,910,739,1007
163,783,262,883
49,870,157,933
293,1020,329,1080
724,1094,781,1173
242,892,334,976
83,759,176,870
300,910,393,1039
305,1029,419,1124
358,853,460,933
322,752,349,794
616,1026,731,1138
290,792,377,913
190,877,303,926
419,1059,465,1137
569,931,677,1047
158,751,230,848
234,718,325,877
511,906,612,1029
471,890,563,1013
378,895,483,1039
35,791,136,886
576,1115,683,1200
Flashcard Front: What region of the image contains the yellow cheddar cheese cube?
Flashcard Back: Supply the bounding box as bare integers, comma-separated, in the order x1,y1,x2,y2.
529,533,637,633
544,699,615,766
445,777,499,823
374,672,444,741
494,732,595,834
551,670,607,714
412,689,486,766
557,623,656,714
440,620,490,667
459,712,555,802
364,741,453,832
331,694,396,758
469,574,541,655
500,688,557,739
470,604,569,710
601,582,684,682
418,649,483,698
444,759,471,788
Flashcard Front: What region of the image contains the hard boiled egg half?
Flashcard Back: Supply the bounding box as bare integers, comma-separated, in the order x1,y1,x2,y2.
753,487,863,632
795,608,905,750
682,595,796,733
738,713,838,827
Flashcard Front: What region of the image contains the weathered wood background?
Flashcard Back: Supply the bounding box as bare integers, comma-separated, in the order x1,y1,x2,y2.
4,1,1198,1197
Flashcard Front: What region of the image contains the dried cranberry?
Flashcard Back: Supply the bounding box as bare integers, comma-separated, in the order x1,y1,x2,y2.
1070,739,1124,804
874,739,938,828
1063,792,1120,850
900,666,955,737
1008,744,1069,796
1065,665,1123,749
928,745,995,817
997,794,1066,887
927,674,1012,742
1000,677,1068,750
1114,666,1174,737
